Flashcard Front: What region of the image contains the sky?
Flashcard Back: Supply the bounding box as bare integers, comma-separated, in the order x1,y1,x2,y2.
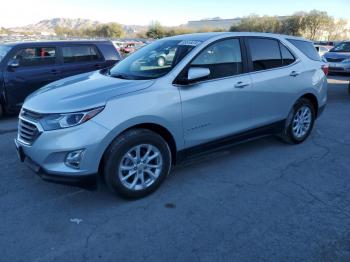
0,0,349,28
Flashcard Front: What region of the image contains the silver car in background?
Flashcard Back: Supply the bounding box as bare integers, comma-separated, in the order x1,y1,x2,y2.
15,32,328,198
323,41,350,73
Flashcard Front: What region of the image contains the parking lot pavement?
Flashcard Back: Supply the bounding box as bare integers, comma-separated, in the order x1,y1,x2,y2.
0,76,350,262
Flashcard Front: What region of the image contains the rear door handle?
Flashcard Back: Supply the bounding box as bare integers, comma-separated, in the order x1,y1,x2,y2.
234,81,250,88
94,64,103,68
290,71,300,77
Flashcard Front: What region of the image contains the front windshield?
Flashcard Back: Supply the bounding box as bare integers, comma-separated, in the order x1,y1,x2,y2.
109,40,201,80
0,45,11,62
330,42,350,53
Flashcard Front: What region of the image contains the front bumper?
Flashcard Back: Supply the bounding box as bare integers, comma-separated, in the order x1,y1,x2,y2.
15,119,111,183
15,142,97,188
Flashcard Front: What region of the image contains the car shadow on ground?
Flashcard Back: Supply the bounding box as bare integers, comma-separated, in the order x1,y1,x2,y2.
327,75,350,103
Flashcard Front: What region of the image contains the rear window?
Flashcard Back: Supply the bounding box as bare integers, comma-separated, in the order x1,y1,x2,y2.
287,39,321,61
62,45,101,63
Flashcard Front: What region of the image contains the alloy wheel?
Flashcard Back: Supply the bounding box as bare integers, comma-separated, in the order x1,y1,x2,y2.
118,144,163,191
292,106,312,139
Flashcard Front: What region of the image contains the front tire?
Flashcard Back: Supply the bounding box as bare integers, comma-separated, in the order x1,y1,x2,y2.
280,98,315,144
104,129,172,199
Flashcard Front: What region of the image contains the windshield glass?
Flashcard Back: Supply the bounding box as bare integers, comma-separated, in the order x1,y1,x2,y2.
109,40,201,80
0,45,11,62
330,42,350,52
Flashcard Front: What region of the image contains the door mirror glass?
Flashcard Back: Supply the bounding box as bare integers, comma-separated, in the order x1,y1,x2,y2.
187,67,210,81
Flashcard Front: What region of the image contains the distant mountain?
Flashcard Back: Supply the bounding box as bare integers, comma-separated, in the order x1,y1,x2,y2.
10,18,101,33
8,18,147,36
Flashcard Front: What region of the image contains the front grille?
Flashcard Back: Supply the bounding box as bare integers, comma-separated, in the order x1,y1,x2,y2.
18,109,42,145
326,58,345,63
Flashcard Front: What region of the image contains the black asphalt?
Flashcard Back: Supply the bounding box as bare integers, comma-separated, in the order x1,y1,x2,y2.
0,76,350,262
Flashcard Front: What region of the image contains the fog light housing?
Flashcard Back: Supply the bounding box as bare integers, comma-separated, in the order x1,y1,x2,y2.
65,150,85,169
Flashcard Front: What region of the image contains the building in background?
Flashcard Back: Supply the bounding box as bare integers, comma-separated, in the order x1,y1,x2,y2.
187,18,242,30
186,16,290,31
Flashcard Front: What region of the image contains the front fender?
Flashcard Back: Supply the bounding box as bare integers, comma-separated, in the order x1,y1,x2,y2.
91,116,182,170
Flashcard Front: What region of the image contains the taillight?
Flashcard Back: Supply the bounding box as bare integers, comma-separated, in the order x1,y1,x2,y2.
322,64,329,75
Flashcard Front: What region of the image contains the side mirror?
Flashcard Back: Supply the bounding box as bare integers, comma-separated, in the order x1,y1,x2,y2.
187,67,210,81
8,60,19,70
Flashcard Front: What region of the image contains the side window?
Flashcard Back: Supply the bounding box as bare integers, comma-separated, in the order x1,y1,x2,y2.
280,43,295,66
191,39,243,80
12,47,56,67
62,45,101,63
248,38,282,71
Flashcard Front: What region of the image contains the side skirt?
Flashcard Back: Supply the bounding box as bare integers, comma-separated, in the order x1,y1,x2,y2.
176,120,285,164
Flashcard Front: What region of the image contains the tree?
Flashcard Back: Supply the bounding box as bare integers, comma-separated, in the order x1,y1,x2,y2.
95,23,124,38
230,15,281,33
0,27,9,34
281,12,307,36
146,21,166,39
325,19,349,41
303,10,332,40
229,10,348,41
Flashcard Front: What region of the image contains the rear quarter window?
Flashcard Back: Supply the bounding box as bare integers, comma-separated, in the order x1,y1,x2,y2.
62,45,101,63
287,39,321,61
97,42,122,61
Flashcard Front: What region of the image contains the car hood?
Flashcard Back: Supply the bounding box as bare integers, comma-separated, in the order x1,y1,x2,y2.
24,71,155,113
324,52,350,59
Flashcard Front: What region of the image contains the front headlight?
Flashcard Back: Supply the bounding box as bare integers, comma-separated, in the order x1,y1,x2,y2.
40,107,104,131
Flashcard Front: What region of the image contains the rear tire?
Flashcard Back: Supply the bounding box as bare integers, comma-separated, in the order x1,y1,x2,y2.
104,129,172,199
279,98,315,144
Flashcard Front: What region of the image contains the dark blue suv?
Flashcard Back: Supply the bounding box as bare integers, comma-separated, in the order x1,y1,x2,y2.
0,40,121,117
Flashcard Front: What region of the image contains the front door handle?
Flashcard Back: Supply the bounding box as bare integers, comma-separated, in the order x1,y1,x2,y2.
290,71,300,77
234,81,249,88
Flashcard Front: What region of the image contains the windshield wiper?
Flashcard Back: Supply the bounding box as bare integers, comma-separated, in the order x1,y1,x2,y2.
110,73,133,80
110,73,156,80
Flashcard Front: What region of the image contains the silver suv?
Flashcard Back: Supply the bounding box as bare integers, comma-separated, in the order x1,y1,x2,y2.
15,33,328,198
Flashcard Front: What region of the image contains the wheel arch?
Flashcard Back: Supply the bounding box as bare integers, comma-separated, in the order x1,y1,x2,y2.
300,93,319,116
98,122,178,177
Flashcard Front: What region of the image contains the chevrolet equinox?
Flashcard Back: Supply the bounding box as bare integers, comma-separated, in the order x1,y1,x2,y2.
15,33,328,198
